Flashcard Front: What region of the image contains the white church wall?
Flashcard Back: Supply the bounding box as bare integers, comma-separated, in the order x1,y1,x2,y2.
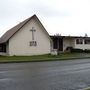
8,18,51,56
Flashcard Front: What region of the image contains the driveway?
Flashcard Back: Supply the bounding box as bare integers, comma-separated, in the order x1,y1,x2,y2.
0,59,90,90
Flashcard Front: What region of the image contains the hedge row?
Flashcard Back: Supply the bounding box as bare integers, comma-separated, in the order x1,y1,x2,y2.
66,47,90,53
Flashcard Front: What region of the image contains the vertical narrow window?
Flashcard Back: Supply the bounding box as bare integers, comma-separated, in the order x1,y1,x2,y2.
30,41,37,46
84,39,90,44
76,38,83,44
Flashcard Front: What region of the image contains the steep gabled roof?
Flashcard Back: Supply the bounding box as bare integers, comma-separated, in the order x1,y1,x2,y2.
0,14,50,44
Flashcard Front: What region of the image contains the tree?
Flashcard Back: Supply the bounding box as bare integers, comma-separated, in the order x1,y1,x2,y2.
85,33,88,37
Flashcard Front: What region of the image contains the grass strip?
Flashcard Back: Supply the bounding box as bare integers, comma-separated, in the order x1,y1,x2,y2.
0,53,90,63
84,87,90,90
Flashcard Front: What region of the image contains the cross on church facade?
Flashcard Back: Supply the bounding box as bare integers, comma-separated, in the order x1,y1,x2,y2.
30,27,37,46
30,27,36,40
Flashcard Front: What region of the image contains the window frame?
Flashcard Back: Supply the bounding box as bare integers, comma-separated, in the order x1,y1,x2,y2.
30,41,37,46
84,39,90,44
76,38,83,44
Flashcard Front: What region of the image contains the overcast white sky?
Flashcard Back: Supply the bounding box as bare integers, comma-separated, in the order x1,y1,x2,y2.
0,0,90,37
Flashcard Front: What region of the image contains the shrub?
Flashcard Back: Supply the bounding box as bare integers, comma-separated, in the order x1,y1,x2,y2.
66,47,73,52
66,47,90,53
66,47,83,53
84,49,90,53
71,48,84,53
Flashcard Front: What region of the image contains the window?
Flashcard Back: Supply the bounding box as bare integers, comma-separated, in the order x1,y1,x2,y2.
30,41,37,46
76,39,83,44
84,39,90,44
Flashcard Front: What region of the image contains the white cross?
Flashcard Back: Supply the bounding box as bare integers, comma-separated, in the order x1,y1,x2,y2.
30,27,36,40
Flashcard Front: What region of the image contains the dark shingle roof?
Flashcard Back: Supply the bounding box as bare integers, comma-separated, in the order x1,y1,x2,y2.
0,14,50,44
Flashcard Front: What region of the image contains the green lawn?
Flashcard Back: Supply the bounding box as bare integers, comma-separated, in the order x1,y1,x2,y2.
85,88,90,90
0,53,90,63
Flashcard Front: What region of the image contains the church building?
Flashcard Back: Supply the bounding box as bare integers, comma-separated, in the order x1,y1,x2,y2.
0,15,52,56
0,14,90,56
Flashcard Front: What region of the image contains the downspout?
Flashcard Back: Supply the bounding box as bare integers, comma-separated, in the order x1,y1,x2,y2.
57,37,59,55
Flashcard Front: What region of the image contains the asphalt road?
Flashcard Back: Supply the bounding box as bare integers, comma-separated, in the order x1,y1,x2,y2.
1,59,90,90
